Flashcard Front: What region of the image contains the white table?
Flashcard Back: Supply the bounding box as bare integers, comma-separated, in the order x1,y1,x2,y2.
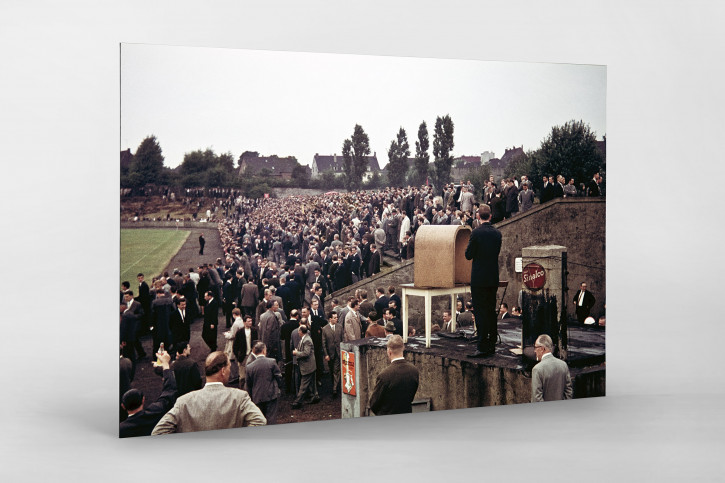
400,283,471,348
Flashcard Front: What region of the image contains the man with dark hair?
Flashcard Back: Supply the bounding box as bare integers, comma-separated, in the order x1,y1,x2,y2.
198,233,205,255
373,287,389,320
152,351,266,434
120,350,177,438
291,325,320,409
245,342,283,424
321,312,344,396
121,290,146,362
170,342,202,397
573,282,596,325
499,303,510,320
137,273,151,332
368,335,419,416
388,286,401,312
343,299,362,342
169,298,190,356
381,307,403,336
202,290,219,352
368,244,382,276
231,314,258,388
465,204,502,358
532,334,572,402
259,300,283,362
280,309,300,394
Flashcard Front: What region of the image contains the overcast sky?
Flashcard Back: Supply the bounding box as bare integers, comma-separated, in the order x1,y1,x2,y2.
121,44,606,169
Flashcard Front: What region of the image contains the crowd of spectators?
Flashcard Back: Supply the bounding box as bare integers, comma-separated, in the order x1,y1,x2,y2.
120,172,603,435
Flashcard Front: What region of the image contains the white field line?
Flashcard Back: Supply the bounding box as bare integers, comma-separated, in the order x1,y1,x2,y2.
120,231,190,280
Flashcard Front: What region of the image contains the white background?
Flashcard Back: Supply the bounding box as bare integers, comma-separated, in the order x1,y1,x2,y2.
1,1,724,480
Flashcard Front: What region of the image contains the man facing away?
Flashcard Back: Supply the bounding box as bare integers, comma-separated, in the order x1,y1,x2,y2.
245,342,283,425
464,204,502,358
368,335,419,416
152,351,266,434
120,350,177,438
531,334,573,402
291,325,320,409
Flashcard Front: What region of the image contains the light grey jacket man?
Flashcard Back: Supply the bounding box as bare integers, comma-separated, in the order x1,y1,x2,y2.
531,353,573,402
296,333,316,376
151,383,266,434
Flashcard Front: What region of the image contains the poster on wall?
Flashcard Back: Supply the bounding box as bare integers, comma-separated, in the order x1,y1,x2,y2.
119,44,606,437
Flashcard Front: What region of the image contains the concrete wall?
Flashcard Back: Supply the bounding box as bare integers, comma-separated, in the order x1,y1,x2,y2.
496,198,606,320
120,221,219,229
343,341,605,417
328,198,605,329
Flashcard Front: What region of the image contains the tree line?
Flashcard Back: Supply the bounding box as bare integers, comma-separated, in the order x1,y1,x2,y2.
122,118,604,197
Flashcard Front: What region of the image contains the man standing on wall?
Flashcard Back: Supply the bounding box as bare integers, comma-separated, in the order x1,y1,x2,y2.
464,204,502,358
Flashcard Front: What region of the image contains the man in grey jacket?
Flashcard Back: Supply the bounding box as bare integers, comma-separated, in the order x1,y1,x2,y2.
245,342,283,425
531,334,573,402
152,351,266,434
291,325,320,409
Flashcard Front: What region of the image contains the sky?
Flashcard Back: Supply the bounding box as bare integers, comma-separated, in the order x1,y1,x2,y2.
121,44,606,170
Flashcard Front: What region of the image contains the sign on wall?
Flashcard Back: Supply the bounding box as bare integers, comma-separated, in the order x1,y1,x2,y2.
522,263,546,290
341,350,356,396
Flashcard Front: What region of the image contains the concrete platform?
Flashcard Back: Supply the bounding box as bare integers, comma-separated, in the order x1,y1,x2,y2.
341,318,605,417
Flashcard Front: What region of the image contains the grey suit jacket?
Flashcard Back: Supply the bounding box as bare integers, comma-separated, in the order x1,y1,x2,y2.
151,383,266,434
321,323,344,361
295,334,316,376
531,354,573,402
244,355,282,404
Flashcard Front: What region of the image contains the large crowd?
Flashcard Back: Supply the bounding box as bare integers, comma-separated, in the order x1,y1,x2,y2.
119,172,603,436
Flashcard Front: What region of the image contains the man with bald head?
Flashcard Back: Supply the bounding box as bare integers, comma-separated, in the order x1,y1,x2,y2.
152,351,266,434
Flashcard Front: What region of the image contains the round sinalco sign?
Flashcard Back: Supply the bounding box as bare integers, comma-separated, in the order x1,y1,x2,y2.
522,263,546,290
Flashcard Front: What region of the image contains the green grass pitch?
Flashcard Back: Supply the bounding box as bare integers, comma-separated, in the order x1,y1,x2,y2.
120,229,190,287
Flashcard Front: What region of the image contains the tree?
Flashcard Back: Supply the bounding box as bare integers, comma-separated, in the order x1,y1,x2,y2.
504,149,533,181
341,124,371,191
129,135,165,185
180,148,216,176
432,115,455,192
414,121,430,186
530,120,604,189
386,127,410,187
291,164,311,188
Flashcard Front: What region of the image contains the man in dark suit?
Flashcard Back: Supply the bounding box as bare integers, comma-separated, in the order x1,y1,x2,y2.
170,341,203,397
307,301,327,385
198,233,205,255
373,287,389,321
499,303,511,320
369,335,419,416
245,342,283,425
169,298,190,356
586,173,601,197
137,273,151,331
321,311,344,396
573,282,596,325
232,314,258,388
119,350,177,438
122,291,146,361
280,310,300,394
202,291,219,352
465,204,502,358
368,244,382,276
